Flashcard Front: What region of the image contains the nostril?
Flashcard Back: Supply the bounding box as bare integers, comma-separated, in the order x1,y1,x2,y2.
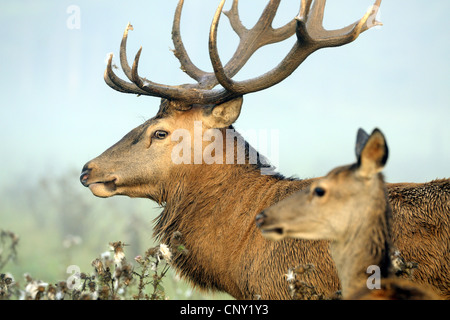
80,167,91,187
255,211,267,228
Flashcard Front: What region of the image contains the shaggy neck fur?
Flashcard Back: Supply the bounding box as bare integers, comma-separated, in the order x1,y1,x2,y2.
154,163,296,297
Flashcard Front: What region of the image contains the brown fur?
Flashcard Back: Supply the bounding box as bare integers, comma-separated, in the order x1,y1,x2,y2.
81,110,450,300
387,179,450,296
154,159,450,299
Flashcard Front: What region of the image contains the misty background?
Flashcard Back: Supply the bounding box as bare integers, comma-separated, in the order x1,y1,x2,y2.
0,1,448,299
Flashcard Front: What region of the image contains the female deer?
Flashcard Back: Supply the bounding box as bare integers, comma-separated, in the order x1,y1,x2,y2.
257,129,441,299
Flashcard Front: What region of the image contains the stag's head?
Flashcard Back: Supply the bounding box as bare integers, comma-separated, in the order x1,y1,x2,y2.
80,0,382,201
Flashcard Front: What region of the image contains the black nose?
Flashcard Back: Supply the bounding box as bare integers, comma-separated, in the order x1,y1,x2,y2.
80,164,91,187
255,211,267,228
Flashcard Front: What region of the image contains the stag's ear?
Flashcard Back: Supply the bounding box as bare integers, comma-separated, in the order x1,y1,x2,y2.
203,97,243,128
356,128,389,178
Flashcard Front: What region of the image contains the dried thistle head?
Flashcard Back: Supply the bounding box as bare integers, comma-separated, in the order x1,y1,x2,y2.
134,255,144,265
169,231,189,256
391,250,418,278
24,279,48,300
284,269,296,282
109,241,127,266
56,281,68,293
146,246,158,258
98,285,109,300
46,284,56,300
285,264,330,300
88,280,96,292
0,273,14,286
170,231,183,247
158,244,172,262
91,258,105,276
0,273,15,298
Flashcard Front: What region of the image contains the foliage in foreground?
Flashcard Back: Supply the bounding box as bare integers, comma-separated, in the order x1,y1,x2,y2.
0,229,188,300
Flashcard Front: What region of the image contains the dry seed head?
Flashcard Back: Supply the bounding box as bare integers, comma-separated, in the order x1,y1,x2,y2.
23,273,33,283
25,280,48,299
158,244,172,262
134,255,144,264
284,269,296,282
47,284,56,300
170,231,183,247
88,281,96,292
101,251,111,261
57,281,68,292
91,258,105,275
110,241,126,266
146,246,158,258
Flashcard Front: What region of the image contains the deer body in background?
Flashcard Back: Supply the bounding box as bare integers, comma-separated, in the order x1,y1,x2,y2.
80,0,450,299
257,129,442,299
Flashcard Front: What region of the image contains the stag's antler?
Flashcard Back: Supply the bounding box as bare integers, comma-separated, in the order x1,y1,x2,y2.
104,0,382,107
210,0,382,94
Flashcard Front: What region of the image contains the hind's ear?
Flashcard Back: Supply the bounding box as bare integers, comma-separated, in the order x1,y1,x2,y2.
355,128,370,159
202,97,243,128
356,128,389,178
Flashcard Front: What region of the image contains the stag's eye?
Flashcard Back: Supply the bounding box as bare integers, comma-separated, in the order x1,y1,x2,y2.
313,187,326,197
153,130,169,140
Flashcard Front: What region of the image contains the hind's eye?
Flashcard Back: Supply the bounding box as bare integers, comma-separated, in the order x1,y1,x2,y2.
153,130,168,140
313,187,326,197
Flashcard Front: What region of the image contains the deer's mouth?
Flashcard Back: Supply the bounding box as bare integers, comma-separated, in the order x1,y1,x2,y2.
255,211,286,241
87,179,117,197
260,226,286,241
80,170,118,197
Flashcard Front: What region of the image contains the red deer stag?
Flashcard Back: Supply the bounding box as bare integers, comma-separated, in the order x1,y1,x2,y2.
257,128,442,299
80,0,450,299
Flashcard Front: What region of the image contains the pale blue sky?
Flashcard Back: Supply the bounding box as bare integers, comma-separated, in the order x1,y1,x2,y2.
0,0,449,193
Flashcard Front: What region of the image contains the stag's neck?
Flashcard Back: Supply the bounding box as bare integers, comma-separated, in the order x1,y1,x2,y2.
154,159,308,296
158,162,297,238
330,193,394,297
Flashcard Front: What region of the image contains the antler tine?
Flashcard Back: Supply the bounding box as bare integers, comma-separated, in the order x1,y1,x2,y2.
296,0,383,47
104,53,148,95
172,0,214,86
222,0,247,37
104,23,168,97
119,23,135,82
224,0,296,43
209,0,235,92
299,0,313,19
209,0,299,93
130,46,201,105
210,0,382,95
105,22,213,106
